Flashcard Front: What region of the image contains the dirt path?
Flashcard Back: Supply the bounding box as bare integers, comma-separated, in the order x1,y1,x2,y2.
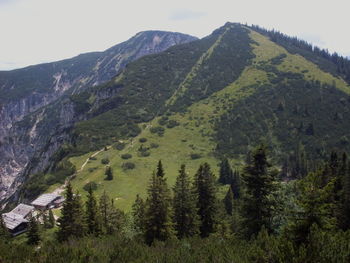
52,147,109,195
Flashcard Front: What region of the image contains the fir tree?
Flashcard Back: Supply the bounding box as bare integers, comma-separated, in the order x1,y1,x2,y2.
43,212,50,229
48,209,55,229
27,216,40,245
224,187,234,216
173,165,199,239
144,165,173,244
105,166,113,181
193,163,218,237
0,214,9,240
241,145,277,238
218,159,233,185
132,194,146,235
231,170,241,199
156,160,165,178
57,183,86,242
85,185,101,236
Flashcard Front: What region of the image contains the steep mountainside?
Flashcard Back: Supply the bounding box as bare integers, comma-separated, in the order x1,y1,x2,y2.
2,22,350,210
0,31,197,204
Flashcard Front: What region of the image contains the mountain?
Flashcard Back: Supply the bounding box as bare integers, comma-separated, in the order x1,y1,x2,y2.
0,31,197,204
2,22,350,210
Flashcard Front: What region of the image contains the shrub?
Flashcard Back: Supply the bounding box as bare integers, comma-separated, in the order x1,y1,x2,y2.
121,153,132,159
122,162,136,170
114,142,126,151
101,158,110,165
150,126,165,136
166,120,180,128
150,143,159,148
83,181,98,192
139,138,148,143
140,151,151,157
89,156,97,161
190,153,202,160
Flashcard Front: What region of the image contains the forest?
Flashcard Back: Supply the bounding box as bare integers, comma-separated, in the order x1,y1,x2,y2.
1,144,350,262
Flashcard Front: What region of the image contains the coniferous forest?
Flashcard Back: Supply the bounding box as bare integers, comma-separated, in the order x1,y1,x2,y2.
1,145,350,262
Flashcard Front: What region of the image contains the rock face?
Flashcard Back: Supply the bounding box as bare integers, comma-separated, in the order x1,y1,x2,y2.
0,31,197,205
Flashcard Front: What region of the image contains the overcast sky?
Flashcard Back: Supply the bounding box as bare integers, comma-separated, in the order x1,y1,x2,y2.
0,0,349,70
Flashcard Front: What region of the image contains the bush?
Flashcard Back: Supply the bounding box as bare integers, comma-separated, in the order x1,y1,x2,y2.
101,158,110,165
150,143,159,148
122,162,136,170
140,151,151,157
190,153,202,160
114,142,126,151
158,116,168,126
121,153,132,159
83,181,98,192
139,138,148,143
150,126,165,136
166,120,179,128
88,167,97,173
89,156,97,161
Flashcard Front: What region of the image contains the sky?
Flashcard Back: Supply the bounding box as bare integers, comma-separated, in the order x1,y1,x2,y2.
0,0,349,70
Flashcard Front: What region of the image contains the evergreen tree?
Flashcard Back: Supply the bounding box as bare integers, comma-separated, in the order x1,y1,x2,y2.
0,214,9,240
144,165,173,244
27,216,40,245
218,159,233,184
48,209,55,229
57,183,86,242
85,186,101,236
241,145,277,238
172,165,199,239
99,191,123,234
231,170,241,199
43,212,50,229
105,166,113,181
193,163,218,237
156,160,165,178
132,194,146,235
224,186,234,216
339,159,350,230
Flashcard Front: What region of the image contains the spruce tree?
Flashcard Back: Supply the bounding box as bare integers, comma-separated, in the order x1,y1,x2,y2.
27,216,40,245
48,209,55,229
99,191,123,234
132,194,146,235
156,160,165,178
173,165,199,239
340,160,350,230
85,185,101,236
218,159,233,185
231,170,241,199
105,166,113,181
144,164,173,244
193,163,218,238
57,183,86,241
0,214,9,240
43,212,50,229
241,145,277,238
224,186,234,216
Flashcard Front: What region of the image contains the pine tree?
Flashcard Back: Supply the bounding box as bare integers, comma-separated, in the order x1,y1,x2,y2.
0,214,9,240
173,165,199,239
27,216,40,245
43,212,50,229
231,170,241,199
105,166,113,180
85,185,101,236
340,160,350,230
99,191,123,234
57,183,86,242
48,209,55,229
132,194,146,235
224,187,234,216
144,164,173,244
218,159,233,185
156,160,165,178
241,145,277,238
193,163,218,238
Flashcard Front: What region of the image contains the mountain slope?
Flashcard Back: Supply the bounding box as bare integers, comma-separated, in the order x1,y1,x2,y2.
17,22,350,210
0,31,197,204
3,22,350,209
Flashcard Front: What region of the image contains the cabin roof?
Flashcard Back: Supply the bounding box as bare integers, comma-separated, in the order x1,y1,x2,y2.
10,203,34,218
2,212,28,230
31,193,60,207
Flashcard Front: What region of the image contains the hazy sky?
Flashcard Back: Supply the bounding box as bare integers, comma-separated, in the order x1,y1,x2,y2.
0,0,349,70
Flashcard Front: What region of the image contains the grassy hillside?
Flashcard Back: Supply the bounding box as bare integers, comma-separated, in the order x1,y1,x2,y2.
38,23,350,211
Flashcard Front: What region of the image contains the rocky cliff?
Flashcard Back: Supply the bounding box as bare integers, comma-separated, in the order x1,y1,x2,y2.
0,31,197,205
